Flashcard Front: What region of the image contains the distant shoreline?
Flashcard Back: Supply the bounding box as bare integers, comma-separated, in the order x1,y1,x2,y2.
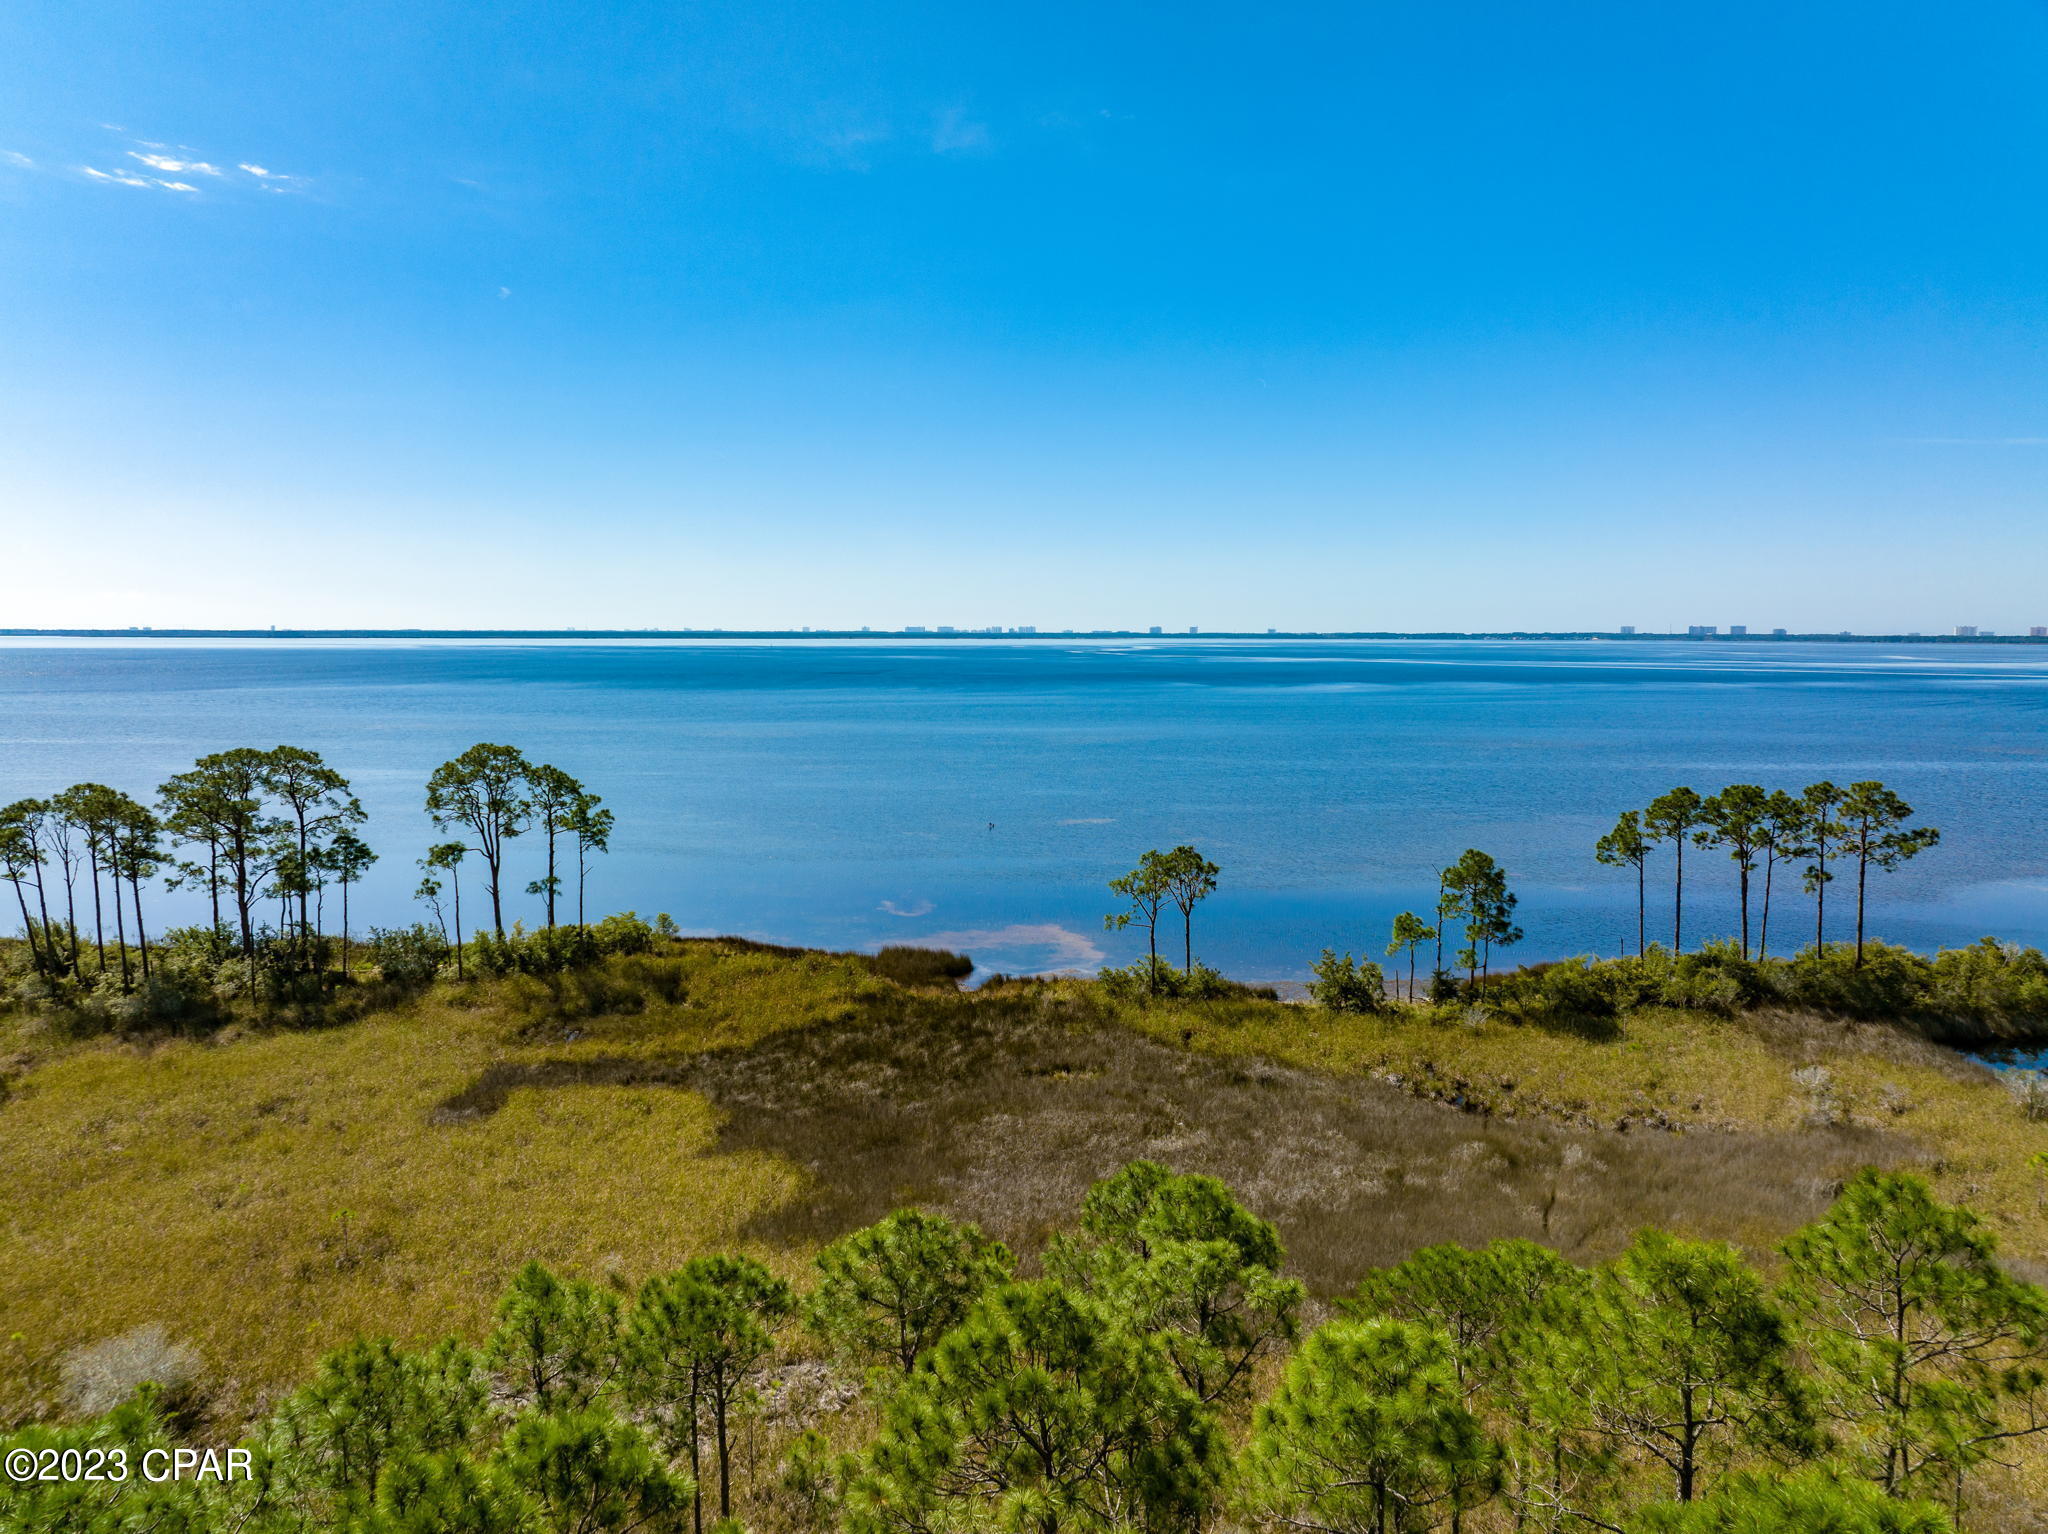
3,628,2045,644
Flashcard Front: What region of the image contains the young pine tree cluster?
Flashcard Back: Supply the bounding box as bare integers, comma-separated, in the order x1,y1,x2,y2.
10,1164,2044,1534
1598,780,1938,968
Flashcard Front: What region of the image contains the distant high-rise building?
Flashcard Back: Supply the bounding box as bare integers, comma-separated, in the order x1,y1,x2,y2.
1149,626,1163,634
1956,625,1978,637
2032,626,2047,638
1771,628,1788,637
1728,625,1747,636
1188,625,1199,634
905,626,927,633
938,625,957,634
1619,625,1636,635
1267,627,1278,634
1687,625,1717,636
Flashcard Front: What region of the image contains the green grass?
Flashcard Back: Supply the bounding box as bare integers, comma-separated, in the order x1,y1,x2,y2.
3,939,2045,1455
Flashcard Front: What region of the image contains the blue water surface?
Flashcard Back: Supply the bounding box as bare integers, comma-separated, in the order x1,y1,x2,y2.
1,638,2044,982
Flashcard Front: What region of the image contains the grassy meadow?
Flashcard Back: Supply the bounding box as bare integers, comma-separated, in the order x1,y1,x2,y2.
4,933,2046,1448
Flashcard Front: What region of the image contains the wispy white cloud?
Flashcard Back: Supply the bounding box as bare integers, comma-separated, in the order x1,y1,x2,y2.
64,137,304,197
879,898,934,918
82,166,155,188
128,151,221,176
797,116,893,171
84,165,201,192
3,150,33,168
930,107,990,155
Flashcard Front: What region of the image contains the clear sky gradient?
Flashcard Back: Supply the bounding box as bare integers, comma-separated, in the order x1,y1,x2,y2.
3,1,2045,632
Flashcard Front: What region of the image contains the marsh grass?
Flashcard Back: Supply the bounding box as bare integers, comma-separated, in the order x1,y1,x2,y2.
657,988,1912,1289
3,936,2046,1455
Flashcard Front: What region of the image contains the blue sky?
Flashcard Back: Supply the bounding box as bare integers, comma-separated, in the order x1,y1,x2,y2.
3,0,2045,632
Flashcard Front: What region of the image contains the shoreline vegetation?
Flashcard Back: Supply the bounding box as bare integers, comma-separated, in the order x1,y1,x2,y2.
7,746,2048,1529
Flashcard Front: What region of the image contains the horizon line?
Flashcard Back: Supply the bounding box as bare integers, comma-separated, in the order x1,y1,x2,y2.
4,628,2046,645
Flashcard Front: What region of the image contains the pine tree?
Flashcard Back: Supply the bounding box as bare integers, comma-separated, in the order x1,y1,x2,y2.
1243,1317,1502,1534
1835,783,1940,968
1348,1239,1578,1399
425,745,533,936
1559,1230,1816,1504
1697,785,1769,959
1629,1468,1953,1533
1047,1162,1303,1406
491,1410,692,1534
260,1336,487,1522
1644,788,1707,954
1595,809,1651,958
484,1263,622,1416
1385,910,1435,1000
805,1209,1013,1374
1779,1170,2048,1502
843,1279,1224,1534
621,1255,792,1529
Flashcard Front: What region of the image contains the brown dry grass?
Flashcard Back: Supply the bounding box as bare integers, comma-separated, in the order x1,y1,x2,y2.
4,933,2047,1514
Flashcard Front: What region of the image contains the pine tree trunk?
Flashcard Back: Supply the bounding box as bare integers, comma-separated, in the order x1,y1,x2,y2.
689,1377,703,1534
1759,853,1774,959
9,880,40,972
88,845,107,973
1855,851,1869,968
1815,846,1827,952
1673,836,1684,954
112,862,131,990
132,875,150,981
1738,860,1751,960
31,865,54,972
545,822,557,928
714,1390,732,1519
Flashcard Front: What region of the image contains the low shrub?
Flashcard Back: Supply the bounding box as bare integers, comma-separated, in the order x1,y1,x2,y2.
868,946,975,988
1098,957,1274,1003
367,923,453,988
1305,950,1385,1014
469,913,675,978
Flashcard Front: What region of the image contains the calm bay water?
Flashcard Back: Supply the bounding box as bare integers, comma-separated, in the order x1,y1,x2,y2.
2,638,2045,982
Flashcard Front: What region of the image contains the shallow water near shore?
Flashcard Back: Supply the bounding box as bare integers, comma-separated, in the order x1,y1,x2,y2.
2,637,2046,981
